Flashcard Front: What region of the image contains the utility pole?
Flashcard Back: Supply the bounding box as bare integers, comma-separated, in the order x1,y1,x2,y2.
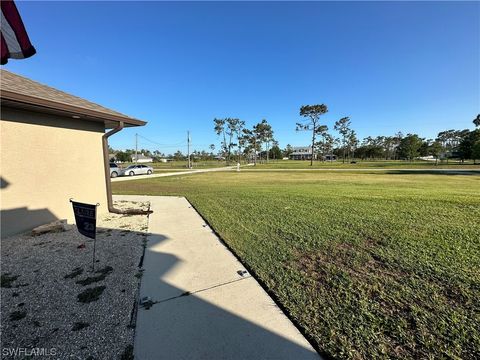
135,133,138,163
187,131,191,169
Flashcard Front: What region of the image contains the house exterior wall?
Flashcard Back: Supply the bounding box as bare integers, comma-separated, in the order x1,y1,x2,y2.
289,146,316,160
1,107,108,238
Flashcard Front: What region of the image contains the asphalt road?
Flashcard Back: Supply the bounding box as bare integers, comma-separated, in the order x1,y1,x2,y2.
111,165,237,182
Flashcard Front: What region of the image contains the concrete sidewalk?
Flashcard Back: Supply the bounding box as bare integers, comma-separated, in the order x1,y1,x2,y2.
114,195,321,360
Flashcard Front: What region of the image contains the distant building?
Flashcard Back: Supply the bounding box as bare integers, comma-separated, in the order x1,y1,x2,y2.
289,146,316,160
323,154,337,161
131,153,153,163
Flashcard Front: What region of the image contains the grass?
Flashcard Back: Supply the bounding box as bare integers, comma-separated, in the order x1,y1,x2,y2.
250,159,480,169
113,171,480,359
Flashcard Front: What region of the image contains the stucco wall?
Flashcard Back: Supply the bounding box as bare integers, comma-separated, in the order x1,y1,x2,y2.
1,107,108,238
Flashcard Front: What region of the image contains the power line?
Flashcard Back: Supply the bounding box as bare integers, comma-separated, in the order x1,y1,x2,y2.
136,134,187,147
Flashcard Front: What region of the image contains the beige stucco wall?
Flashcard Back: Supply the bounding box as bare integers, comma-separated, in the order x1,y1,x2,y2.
1,107,108,238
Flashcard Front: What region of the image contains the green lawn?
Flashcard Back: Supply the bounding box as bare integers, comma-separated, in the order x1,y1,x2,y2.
250,159,480,169
113,171,480,359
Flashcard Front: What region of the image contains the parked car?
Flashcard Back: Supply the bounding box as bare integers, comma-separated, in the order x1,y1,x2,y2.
110,163,121,178
121,164,153,176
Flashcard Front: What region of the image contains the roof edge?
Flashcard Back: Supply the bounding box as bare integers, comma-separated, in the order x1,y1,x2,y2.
1,90,146,127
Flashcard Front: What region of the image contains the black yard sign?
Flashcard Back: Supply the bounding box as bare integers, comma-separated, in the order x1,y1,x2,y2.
71,201,97,239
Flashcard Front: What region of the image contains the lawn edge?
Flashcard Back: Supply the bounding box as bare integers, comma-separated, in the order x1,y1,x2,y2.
185,197,330,360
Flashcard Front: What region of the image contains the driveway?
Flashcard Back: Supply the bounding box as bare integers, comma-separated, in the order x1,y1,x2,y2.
113,195,321,360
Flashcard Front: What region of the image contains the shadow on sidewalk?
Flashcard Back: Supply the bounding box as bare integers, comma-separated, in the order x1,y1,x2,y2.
135,232,321,360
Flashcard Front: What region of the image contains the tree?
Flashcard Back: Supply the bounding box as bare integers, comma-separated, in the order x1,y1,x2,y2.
254,119,274,163
334,117,352,163
358,137,385,160
226,118,242,163
398,134,424,161
242,128,260,165
347,130,359,160
429,141,443,165
173,150,185,161
214,118,227,162
283,144,293,158
297,104,328,166
115,151,130,163
269,142,282,160
323,133,337,161
392,132,403,160
474,114,480,128
214,118,242,164
315,125,329,161
419,140,430,157
233,119,245,163
472,141,480,164
458,129,480,161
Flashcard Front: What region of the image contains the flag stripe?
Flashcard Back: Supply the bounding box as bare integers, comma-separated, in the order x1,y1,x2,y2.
0,0,36,64
1,33,9,64
1,9,23,56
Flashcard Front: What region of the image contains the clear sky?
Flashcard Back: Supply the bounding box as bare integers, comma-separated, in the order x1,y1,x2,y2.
4,1,479,154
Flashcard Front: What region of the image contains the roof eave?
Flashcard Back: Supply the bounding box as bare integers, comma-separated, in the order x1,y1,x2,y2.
1,90,146,128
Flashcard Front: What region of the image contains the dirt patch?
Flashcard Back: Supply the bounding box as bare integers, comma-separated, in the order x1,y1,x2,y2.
294,238,407,284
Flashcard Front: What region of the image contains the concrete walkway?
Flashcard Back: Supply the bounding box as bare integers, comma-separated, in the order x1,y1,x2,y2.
111,166,236,182
113,195,321,360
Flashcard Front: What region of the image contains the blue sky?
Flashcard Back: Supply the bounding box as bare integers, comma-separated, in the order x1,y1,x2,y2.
4,1,479,153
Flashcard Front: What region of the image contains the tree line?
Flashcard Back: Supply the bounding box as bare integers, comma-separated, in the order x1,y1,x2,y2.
110,111,480,165
212,108,480,165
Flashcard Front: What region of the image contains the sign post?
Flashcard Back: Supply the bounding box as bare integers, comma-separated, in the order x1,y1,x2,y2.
70,200,99,271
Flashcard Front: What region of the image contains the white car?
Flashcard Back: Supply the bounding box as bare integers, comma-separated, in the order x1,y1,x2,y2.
110,163,121,178
121,164,153,176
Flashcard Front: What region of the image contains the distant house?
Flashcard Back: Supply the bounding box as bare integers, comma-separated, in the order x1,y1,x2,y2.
0,70,146,237
323,154,337,161
289,146,316,160
131,153,153,163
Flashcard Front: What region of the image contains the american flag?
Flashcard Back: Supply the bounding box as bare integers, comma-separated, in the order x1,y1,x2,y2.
1,0,36,65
